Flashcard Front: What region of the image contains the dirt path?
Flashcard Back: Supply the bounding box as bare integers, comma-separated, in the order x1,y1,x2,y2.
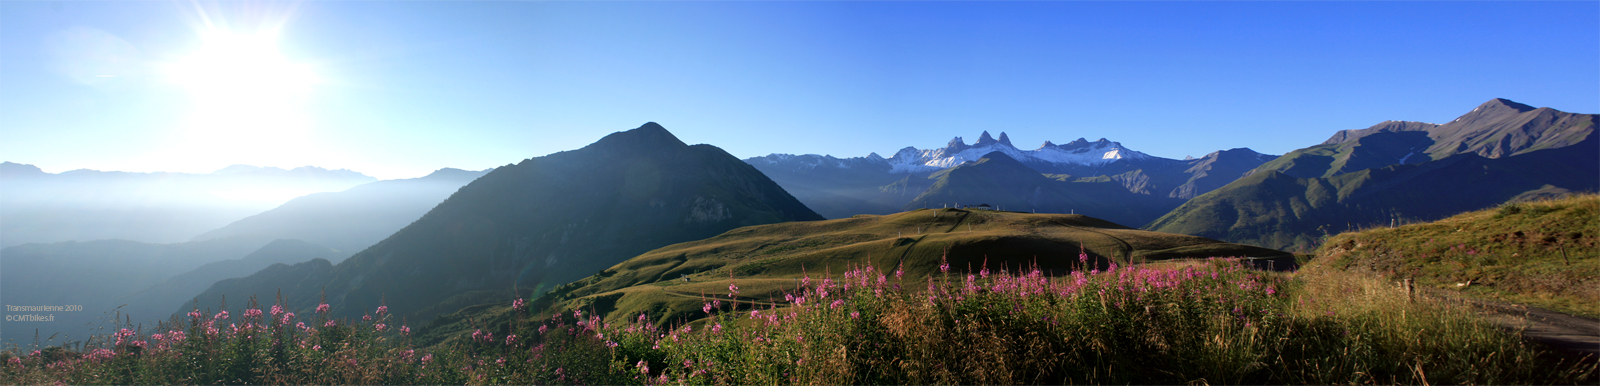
1425,289,1599,361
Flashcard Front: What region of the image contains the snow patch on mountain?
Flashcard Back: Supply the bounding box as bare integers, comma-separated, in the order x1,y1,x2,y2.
747,153,888,171
887,134,1151,173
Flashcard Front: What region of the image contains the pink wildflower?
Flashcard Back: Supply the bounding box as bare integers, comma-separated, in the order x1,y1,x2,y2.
376,305,387,315
316,303,331,314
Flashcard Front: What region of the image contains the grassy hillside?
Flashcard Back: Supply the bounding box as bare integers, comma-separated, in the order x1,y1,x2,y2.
412,207,1290,346
1147,133,1598,251
1309,194,1599,317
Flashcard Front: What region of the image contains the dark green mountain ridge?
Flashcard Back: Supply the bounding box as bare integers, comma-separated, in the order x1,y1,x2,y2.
1148,98,1597,251
185,123,824,327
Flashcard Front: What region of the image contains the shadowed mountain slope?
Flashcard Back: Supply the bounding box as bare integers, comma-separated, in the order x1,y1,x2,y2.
901,152,1182,228
190,167,491,260
1148,129,1598,251
185,123,824,326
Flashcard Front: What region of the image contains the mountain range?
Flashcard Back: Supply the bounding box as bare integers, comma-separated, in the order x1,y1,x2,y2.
190,167,492,260
1149,98,1597,251
2,98,1591,347
0,163,375,247
0,167,487,343
183,123,824,327
747,132,1279,223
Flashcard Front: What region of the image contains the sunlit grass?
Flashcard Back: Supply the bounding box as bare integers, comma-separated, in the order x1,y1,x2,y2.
4,258,1592,384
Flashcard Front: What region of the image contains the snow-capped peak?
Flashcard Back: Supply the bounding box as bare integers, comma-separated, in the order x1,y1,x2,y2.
885,132,1150,173
974,131,997,146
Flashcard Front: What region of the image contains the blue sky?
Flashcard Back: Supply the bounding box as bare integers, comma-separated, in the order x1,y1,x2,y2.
3,1,1596,180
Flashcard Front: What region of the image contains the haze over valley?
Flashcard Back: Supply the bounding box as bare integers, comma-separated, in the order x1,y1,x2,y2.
2,1,1595,384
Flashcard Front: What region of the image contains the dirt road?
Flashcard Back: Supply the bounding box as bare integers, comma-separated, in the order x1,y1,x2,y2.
1427,290,1600,361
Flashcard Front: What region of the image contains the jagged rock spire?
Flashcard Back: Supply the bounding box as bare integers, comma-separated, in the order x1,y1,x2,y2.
975,131,996,146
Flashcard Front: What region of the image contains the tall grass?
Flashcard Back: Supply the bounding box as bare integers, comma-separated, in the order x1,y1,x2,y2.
4,259,1592,384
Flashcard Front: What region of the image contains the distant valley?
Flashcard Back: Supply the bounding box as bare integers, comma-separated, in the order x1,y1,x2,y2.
1,98,1593,347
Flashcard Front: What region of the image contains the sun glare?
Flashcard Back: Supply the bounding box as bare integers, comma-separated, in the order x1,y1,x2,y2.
169,31,315,106
159,27,324,172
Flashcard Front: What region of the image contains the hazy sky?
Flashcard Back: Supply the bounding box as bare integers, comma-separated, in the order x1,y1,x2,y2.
3,1,1595,180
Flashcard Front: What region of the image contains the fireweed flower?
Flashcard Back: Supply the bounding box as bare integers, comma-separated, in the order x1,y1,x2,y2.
400,325,411,335
375,323,387,332
244,308,263,319
376,305,387,315
325,320,337,327
728,282,740,297
317,303,331,314
363,314,373,321
512,298,525,311
505,334,517,345
215,310,230,320
270,305,284,317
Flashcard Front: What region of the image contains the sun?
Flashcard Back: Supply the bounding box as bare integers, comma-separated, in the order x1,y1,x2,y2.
169,30,315,109
160,27,323,170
